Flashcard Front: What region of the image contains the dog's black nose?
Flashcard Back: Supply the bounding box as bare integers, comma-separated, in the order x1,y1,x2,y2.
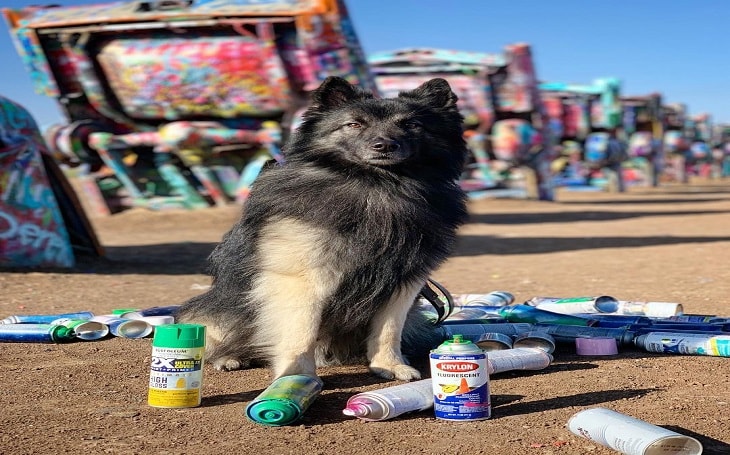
370,140,400,153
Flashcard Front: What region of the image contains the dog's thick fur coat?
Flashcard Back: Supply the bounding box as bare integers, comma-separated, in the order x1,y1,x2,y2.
177,76,468,380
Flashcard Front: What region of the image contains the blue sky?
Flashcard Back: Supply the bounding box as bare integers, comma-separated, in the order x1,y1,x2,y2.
1,0,728,130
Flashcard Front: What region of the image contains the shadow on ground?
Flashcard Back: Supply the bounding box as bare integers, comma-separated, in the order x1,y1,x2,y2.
467,209,729,225
453,235,730,256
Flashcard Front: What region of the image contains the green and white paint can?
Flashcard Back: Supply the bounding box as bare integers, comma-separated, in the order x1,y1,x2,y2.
147,324,206,408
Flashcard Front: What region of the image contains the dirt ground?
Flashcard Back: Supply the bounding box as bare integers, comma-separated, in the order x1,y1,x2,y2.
2,178,730,455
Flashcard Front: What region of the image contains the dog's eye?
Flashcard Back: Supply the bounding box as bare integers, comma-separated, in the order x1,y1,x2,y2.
405,120,422,129
345,122,362,129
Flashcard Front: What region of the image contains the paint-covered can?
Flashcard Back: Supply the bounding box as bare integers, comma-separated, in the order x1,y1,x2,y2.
634,332,730,357
0,311,95,324
455,291,515,307
119,305,181,319
487,347,553,375
430,334,490,421
438,323,533,342
91,315,153,338
0,323,75,343
567,407,703,455
531,296,619,314
51,318,109,341
148,324,206,408
512,331,557,354
246,374,324,426
445,308,504,322
616,300,684,317
475,332,514,351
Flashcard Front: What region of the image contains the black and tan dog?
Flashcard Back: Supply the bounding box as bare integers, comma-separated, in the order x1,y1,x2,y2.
177,76,468,381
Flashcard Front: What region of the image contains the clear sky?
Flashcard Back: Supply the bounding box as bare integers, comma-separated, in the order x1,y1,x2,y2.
1,0,728,130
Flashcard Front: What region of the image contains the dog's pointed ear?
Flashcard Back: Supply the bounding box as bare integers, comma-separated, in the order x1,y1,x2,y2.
400,78,458,111
309,77,373,112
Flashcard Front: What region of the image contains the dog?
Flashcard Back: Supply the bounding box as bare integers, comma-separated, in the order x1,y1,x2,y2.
176,76,469,381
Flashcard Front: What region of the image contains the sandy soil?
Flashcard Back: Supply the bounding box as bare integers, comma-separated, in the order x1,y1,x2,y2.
2,179,730,455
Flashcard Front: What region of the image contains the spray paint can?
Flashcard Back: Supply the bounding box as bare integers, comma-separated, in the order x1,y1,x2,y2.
430,334,490,421
455,291,515,307
118,305,181,319
499,305,597,326
91,315,153,339
615,300,684,317
245,374,323,426
0,323,75,342
530,296,619,314
50,318,109,341
0,311,95,324
512,331,557,354
438,323,533,342
667,315,717,323
487,347,553,375
147,323,206,408
475,332,514,351
634,332,730,357
567,407,703,455
445,307,505,322
342,378,433,422
531,324,636,346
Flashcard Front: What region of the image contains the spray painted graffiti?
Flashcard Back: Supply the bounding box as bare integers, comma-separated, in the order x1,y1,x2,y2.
0,95,75,268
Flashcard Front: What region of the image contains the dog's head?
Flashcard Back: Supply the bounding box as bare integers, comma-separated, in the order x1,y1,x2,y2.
286,77,467,181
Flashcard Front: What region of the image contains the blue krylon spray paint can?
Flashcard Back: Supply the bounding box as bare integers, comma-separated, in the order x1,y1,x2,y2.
0,311,95,324
0,323,75,342
430,334,490,421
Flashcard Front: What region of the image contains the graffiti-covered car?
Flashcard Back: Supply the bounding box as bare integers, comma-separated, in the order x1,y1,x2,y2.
0,95,100,268
3,0,375,215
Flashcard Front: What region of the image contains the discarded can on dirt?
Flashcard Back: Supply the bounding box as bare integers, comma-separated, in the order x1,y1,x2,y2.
438,323,534,342
475,332,514,351
567,407,703,455
499,305,597,326
430,334,490,421
137,315,176,326
440,317,508,326
0,323,75,343
50,318,109,341
148,323,206,408
90,315,153,338
530,295,619,314
576,314,651,325
615,300,684,317
111,308,140,316
487,347,553,375
634,332,730,357
0,311,94,324
246,374,323,426
444,307,505,322
342,378,433,422
118,305,181,319
667,315,718,323
512,331,557,354
454,291,515,307
532,324,636,346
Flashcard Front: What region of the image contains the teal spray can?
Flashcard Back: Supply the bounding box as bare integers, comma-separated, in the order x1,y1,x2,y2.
245,374,324,426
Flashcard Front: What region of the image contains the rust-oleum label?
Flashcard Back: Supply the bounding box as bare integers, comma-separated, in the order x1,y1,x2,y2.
429,350,490,421
147,346,204,408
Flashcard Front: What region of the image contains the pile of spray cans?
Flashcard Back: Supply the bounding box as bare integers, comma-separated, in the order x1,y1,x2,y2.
2,291,727,442
0,305,181,342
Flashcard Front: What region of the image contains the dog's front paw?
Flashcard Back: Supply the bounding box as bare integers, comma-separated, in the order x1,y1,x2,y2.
369,363,422,381
212,357,250,372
